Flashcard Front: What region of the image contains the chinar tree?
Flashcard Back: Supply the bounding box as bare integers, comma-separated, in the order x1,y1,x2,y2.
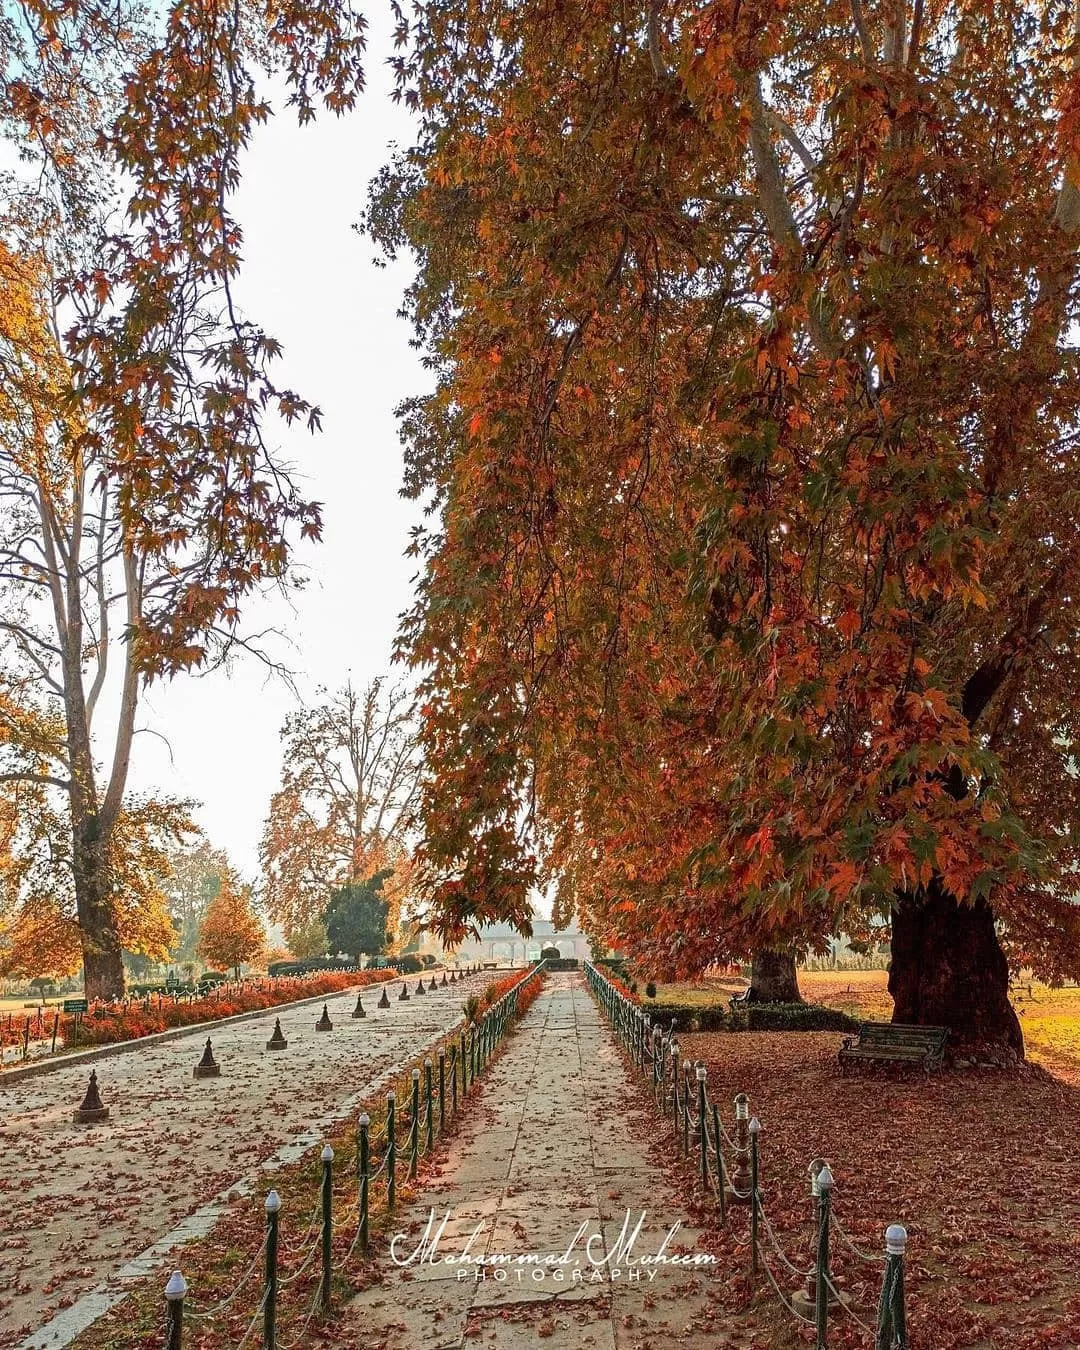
369,0,1080,1058
0,0,367,997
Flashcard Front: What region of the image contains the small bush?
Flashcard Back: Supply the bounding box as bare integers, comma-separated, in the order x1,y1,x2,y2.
733,1002,860,1033
539,945,560,961
462,994,481,1023
392,954,424,974
645,982,657,1000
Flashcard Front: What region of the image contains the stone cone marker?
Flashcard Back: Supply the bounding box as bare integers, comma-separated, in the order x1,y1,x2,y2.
440,973,448,987
73,1069,110,1124
315,1003,333,1031
429,976,438,991
266,1018,288,1050
399,983,410,1001
193,1038,221,1079
352,993,366,1019
378,988,391,1009
415,978,426,995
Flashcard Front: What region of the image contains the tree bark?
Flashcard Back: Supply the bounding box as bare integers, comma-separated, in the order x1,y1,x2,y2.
748,949,803,1003
75,820,125,1002
888,882,1024,1061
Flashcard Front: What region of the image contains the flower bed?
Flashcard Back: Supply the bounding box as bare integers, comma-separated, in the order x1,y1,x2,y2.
53,969,394,1051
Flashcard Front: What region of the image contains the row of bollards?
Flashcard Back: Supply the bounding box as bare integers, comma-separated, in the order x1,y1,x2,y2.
584,961,910,1350
160,960,548,1350
72,968,479,1125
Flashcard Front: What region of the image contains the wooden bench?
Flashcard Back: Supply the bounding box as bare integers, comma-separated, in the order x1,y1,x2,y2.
837,1022,948,1073
729,987,751,1013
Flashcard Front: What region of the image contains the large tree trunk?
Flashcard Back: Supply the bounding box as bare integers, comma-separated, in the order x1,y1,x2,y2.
889,882,1023,1062
748,949,803,1003
73,815,125,1003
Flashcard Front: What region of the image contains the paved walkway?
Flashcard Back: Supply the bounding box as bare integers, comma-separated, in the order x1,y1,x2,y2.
0,973,492,1348
343,973,740,1350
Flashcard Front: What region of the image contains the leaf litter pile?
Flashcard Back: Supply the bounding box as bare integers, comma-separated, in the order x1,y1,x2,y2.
650,1027,1080,1350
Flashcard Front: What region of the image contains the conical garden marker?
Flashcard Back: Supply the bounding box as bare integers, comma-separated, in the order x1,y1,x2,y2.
267,1018,288,1050
194,1038,221,1079
352,993,366,1019
378,987,391,1009
429,976,438,991
73,1069,110,1124
399,983,410,1001
415,978,426,995
315,1004,333,1032
440,973,448,987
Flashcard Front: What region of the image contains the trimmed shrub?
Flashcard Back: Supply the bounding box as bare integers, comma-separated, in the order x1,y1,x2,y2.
634,1000,860,1034
733,1002,860,1033
645,982,657,999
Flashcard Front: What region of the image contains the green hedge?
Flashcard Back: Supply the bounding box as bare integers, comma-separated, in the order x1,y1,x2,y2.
637,999,860,1034
541,957,580,970
268,957,359,978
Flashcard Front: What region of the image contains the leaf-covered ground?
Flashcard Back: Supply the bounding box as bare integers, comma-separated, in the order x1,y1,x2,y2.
672,1027,1080,1349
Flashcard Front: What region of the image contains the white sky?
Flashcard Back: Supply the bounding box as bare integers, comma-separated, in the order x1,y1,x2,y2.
127,14,426,878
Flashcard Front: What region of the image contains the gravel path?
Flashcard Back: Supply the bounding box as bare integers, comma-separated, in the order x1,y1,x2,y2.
0,971,491,1347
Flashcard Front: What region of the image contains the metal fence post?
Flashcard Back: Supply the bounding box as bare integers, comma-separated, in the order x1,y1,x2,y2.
164,1271,186,1350
264,1190,280,1350
681,1061,691,1157
729,1093,752,1202
387,1091,396,1209
461,1031,469,1093
672,1062,680,1142
410,1068,420,1178
711,1103,727,1223
320,1145,333,1310
451,1046,459,1113
425,1058,434,1154
358,1114,370,1252
749,1118,761,1282
815,1165,834,1350
876,1225,908,1350
697,1065,708,1188
438,1050,446,1136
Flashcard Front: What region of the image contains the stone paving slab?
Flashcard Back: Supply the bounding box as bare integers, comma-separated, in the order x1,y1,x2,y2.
340,973,743,1350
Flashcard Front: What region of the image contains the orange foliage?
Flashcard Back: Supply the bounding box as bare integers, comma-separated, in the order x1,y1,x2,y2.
196,872,265,975
371,0,1080,1008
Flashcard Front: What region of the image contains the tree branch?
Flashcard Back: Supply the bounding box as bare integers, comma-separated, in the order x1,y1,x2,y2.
0,772,71,790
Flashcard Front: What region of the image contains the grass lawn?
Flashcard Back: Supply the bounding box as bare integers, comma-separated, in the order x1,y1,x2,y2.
802,968,1080,1083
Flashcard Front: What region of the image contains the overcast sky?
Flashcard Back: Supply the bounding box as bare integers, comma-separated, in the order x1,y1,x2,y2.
127,12,426,878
